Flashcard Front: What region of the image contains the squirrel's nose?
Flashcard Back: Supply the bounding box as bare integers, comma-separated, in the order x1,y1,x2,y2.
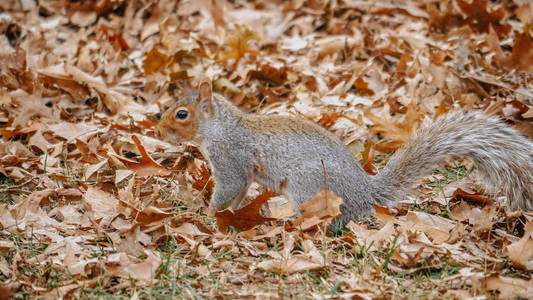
155,112,162,120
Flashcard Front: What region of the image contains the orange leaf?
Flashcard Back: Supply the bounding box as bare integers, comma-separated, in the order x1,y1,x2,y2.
317,111,343,129
136,206,173,225
217,24,260,68
373,204,399,223
0,126,22,140
215,191,276,233
110,135,171,177
361,141,376,175
354,77,374,96
192,163,214,196
143,47,168,75
250,64,288,86
457,0,510,36
452,188,493,205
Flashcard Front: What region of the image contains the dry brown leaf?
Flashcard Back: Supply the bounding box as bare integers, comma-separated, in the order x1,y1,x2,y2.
105,250,161,283
136,206,173,225
507,221,533,271
361,141,376,175
83,187,119,221
192,163,214,196
110,135,171,177
291,190,343,228
470,205,497,233
250,64,288,86
317,111,343,129
0,282,12,300
257,256,323,274
487,27,533,72
143,47,168,75
354,77,374,96
366,101,424,152
373,204,400,223
217,24,260,69
406,211,455,244
449,201,472,222
452,188,493,205
457,0,510,36
346,221,396,252
215,191,276,233
478,275,533,299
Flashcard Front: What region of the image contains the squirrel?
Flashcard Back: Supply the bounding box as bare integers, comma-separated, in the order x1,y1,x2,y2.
156,80,533,228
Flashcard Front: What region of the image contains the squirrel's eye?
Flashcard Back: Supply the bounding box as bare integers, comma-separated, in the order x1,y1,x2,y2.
175,109,189,120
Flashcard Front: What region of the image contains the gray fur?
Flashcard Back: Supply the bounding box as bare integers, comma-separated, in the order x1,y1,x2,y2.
196,95,533,227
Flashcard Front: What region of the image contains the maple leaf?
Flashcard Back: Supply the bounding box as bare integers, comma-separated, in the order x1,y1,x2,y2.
215,191,276,233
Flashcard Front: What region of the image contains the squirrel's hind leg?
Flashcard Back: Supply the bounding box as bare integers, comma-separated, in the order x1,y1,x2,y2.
209,171,252,211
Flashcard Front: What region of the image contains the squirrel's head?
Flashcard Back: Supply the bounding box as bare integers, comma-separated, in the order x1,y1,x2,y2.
156,80,214,144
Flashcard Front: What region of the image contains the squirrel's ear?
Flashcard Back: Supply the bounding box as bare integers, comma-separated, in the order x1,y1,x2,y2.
197,79,214,115
198,80,212,103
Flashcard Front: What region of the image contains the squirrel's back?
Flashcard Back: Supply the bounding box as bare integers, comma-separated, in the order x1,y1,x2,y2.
202,95,376,214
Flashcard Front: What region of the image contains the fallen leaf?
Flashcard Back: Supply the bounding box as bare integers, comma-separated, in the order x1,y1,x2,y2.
217,24,260,69
215,191,276,233
365,101,424,152
136,206,173,225
478,275,533,299
291,190,343,228
449,201,472,222
406,211,455,244
457,0,511,36
360,141,376,175
105,250,161,283
507,221,533,271
83,187,119,220
470,205,497,233
110,135,171,177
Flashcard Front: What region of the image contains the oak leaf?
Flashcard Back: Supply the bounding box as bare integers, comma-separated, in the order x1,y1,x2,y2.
215,191,276,233
507,221,533,271
110,135,171,177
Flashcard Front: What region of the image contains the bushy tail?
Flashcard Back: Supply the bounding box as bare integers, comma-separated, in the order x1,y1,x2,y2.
373,110,533,211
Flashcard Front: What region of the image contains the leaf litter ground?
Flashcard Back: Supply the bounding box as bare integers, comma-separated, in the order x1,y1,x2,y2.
1,0,533,299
